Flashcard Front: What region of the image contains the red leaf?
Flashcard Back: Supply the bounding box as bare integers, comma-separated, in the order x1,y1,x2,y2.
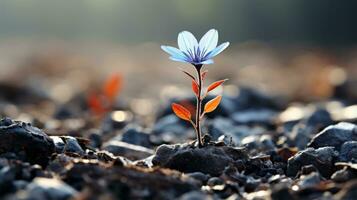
204,95,222,113
192,80,199,97
179,68,196,81
207,79,227,93
103,73,122,102
172,103,192,121
87,93,106,115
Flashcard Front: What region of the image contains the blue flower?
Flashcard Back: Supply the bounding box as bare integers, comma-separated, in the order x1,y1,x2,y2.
161,29,229,65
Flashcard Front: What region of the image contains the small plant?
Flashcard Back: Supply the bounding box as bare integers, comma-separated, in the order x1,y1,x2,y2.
87,73,122,115
161,29,229,147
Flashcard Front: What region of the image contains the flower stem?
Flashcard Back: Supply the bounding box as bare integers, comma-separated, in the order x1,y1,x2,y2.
194,65,203,147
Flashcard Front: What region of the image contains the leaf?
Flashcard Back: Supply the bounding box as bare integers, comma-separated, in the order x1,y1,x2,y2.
207,79,227,93
87,92,106,115
204,95,222,113
191,80,199,96
103,73,122,102
179,68,196,81
201,70,208,81
172,103,191,121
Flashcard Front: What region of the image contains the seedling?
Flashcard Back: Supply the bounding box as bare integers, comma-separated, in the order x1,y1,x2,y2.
161,29,229,147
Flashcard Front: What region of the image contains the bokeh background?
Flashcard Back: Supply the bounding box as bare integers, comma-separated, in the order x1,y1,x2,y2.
0,0,356,118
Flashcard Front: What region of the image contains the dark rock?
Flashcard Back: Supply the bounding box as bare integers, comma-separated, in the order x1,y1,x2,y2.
50,136,65,154
186,172,210,184
331,163,357,184
178,191,214,200
119,124,152,148
339,141,357,162
206,117,253,144
271,183,294,200
0,118,54,167
103,140,153,160
62,136,84,155
152,114,192,143
331,167,357,183
287,147,338,178
296,172,322,189
241,134,276,153
289,108,333,150
333,180,357,200
307,122,357,150
290,124,313,150
244,176,261,192
101,111,132,133
88,130,102,148
18,177,77,200
152,143,248,176
231,109,277,126
12,180,28,190
232,87,284,111
304,108,333,128
207,177,224,187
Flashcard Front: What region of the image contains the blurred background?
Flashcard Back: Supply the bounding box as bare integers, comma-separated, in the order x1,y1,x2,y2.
0,0,356,119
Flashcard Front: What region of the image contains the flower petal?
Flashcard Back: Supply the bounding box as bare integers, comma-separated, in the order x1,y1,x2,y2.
169,56,190,63
200,59,214,65
161,45,188,60
199,29,218,56
178,31,198,55
206,42,229,59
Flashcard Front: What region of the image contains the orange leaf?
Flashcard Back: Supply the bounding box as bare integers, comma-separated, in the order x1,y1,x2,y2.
179,68,196,81
172,103,192,121
103,73,122,102
87,93,107,115
191,80,199,97
204,95,222,113
207,79,227,93
201,70,208,81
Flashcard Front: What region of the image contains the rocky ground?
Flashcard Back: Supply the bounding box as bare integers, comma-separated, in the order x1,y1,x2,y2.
0,81,356,200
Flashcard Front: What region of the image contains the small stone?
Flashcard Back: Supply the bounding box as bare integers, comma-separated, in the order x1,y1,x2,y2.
231,109,277,125
178,191,214,200
87,129,102,148
296,172,322,189
50,136,65,153
207,117,253,144
304,108,333,128
233,87,283,111
339,141,357,162
186,172,210,184
207,177,224,187
307,122,357,150
18,177,77,200
331,167,357,183
287,147,339,178
152,114,191,143
119,124,151,148
333,180,357,200
63,136,84,155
